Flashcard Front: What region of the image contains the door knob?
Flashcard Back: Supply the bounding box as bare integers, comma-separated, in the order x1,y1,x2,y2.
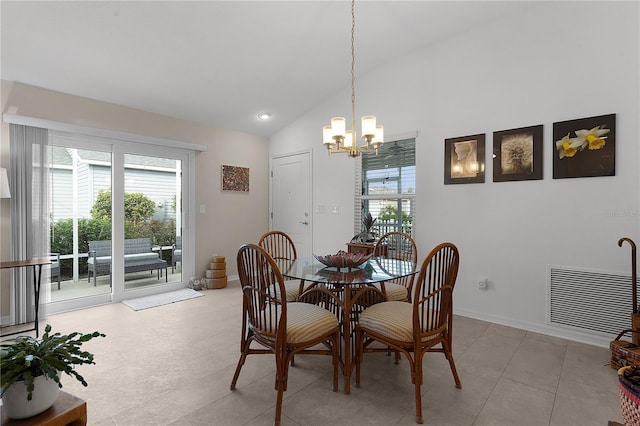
299,221,309,225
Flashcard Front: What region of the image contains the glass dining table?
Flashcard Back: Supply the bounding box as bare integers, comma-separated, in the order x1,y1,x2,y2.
276,256,418,393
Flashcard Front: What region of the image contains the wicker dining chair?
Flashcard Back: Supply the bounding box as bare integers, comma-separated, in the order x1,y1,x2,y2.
258,230,304,301
231,244,340,426
355,242,461,424
373,231,418,302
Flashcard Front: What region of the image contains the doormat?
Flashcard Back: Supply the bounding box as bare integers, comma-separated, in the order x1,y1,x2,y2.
122,288,203,311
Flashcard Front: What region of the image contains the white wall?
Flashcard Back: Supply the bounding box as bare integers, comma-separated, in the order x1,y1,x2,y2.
270,1,640,346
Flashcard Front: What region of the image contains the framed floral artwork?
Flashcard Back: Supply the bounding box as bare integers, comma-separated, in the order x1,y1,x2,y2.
221,165,250,192
444,134,485,185
553,114,615,179
492,124,543,182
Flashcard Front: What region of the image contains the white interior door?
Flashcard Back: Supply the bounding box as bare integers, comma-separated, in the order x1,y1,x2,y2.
271,152,312,258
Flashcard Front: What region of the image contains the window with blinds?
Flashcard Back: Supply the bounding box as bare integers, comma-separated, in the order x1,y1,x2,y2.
354,137,416,239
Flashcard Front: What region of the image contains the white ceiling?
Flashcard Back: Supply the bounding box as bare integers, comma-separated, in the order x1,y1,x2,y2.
1,1,534,137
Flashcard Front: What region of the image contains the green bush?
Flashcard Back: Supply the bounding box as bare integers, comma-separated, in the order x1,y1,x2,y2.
90,191,156,224
378,205,412,224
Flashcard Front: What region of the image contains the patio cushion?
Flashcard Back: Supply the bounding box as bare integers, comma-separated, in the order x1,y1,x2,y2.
124,253,159,263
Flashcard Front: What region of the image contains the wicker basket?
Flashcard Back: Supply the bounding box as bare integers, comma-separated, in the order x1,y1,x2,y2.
619,366,640,425
612,330,640,370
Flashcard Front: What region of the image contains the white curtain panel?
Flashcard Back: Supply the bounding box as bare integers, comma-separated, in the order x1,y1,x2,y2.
9,124,49,325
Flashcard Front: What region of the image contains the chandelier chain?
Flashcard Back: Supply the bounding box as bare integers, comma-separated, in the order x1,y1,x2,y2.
351,0,356,135
322,0,382,157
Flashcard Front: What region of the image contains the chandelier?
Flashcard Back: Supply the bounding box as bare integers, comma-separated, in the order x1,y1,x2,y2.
322,0,383,157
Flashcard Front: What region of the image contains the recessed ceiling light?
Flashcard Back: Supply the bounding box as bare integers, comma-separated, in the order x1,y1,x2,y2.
258,112,271,120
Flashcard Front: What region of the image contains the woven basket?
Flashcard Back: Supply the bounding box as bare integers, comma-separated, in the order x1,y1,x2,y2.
611,330,640,370
619,366,640,425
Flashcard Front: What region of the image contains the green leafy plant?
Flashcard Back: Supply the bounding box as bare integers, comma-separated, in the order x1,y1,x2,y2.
0,324,105,401
351,212,378,243
90,190,156,223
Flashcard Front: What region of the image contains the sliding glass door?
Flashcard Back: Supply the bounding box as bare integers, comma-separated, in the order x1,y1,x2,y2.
122,153,182,291
49,144,113,301
47,132,190,312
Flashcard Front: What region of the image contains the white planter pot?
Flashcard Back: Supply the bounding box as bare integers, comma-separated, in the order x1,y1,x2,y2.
1,375,59,420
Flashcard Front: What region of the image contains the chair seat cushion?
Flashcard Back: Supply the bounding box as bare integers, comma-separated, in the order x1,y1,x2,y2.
373,282,408,301
359,302,439,343
286,302,339,344
359,301,413,342
271,280,303,302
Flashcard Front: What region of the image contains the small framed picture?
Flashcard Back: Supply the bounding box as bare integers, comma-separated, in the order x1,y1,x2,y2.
444,134,485,185
492,125,543,182
221,165,250,192
553,114,615,179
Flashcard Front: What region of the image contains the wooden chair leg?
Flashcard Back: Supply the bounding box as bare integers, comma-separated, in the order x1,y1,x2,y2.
413,352,424,424
274,353,291,426
443,340,462,388
330,332,339,392
274,384,284,426
355,329,362,388
230,334,251,390
414,379,424,424
230,352,247,390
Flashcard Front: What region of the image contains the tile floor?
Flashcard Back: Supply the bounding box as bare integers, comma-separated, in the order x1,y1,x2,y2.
8,280,625,425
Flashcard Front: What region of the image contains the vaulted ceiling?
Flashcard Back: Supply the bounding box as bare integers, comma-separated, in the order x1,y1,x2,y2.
1,1,534,137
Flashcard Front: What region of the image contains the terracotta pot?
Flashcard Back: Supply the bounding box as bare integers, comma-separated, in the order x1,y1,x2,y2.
1,375,59,419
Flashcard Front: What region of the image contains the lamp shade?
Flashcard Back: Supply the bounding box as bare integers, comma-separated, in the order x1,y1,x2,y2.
361,116,376,138
0,168,10,199
373,125,384,144
323,126,334,146
343,130,354,149
331,117,346,138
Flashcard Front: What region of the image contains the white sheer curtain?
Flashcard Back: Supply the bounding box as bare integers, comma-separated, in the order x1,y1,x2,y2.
9,124,49,325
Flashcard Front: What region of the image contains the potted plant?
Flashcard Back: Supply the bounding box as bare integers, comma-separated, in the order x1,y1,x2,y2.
351,212,377,244
1,324,105,419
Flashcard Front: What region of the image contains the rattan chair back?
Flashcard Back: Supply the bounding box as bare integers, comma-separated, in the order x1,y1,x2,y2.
258,230,297,262
374,231,418,301
413,242,459,347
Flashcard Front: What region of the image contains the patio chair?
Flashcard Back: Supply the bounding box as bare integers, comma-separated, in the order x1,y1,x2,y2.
172,236,181,273
49,253,61,290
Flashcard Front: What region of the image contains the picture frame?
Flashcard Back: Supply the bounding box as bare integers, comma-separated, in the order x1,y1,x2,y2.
553,113,616,179
221,165,250,192
492,124,543,182
444,134,485,185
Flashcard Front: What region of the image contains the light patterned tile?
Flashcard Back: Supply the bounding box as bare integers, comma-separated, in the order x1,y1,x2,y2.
474,377,555,426
39,285,623,426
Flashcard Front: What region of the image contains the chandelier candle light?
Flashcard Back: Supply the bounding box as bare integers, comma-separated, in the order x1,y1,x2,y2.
322,0,383,157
